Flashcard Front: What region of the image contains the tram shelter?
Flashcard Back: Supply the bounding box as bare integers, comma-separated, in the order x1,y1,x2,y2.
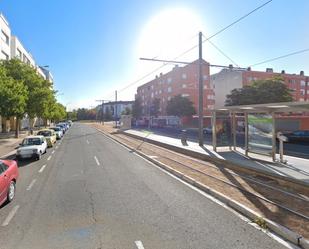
212,101,309,162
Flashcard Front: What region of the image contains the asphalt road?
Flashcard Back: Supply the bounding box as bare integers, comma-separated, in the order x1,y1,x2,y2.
0,123,289,249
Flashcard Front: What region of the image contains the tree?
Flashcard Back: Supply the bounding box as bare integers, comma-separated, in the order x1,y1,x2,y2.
2,59,55,128
67,110,77,121
104,106,112,121
50,103,66,123
225,77,293,106
150,98,160,117
132,97,143,119
121,107,132,115
0,66,28,137
166,95,196,117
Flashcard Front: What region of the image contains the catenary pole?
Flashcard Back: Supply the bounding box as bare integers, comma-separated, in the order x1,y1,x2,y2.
198,32,204,146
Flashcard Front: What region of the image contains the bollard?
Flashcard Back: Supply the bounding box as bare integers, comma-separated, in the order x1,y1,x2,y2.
181,129,188,146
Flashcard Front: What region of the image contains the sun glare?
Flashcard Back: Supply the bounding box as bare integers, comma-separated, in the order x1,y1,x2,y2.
136,7,205,61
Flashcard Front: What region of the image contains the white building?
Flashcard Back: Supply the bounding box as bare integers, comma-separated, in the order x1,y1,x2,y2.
100,101,134,120
0,13,11,61
10,36,35,67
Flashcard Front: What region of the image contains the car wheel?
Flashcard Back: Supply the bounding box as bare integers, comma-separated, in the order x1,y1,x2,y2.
7,181,16,202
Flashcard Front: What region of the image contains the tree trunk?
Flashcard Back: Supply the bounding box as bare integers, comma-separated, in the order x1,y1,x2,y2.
15,118,19,138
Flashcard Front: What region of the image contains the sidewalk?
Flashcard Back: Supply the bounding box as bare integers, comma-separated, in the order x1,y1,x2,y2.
0,131,28,158
124,129,309,183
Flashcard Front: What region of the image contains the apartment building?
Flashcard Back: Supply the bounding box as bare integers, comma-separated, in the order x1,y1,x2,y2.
100,101,134,120
136,60,214,117
212,67,309,108
0,14,11,61
0,13,53,132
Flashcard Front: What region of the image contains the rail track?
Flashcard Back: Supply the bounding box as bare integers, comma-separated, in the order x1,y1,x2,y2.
113,132,309,222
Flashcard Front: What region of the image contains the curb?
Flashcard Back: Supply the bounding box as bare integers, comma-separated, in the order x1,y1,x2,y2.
95,126,309,249
121,131,309,190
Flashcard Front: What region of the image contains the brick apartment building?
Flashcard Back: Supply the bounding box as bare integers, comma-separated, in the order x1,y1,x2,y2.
212,67,309,108
136,60,215,117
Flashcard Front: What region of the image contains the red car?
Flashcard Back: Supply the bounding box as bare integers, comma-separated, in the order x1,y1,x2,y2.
0,160,19,206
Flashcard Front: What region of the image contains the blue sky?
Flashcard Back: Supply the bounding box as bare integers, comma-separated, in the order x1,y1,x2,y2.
1,0,308,110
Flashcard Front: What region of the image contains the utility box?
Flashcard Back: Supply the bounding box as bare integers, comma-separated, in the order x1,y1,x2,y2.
120,115,132,130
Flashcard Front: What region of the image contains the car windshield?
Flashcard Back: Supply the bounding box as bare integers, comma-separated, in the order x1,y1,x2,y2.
51,127,60,131
22,138,41,146
37,131,52,137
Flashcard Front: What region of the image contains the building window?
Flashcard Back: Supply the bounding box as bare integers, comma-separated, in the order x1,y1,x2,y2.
16,49,22,59
182,73,187,79
167,87,172,93
1,31,9,45
168,96,171,101
167,77,172,83
301,80,306,87
181,94,189,98
1,50,9,60
182,84,187,88
300,89,305,96
247,77,253,82
151,85,154,90
289,79,296,84
203,85,207,90
151,92,154,98
159,90,162,94
203,75,208,80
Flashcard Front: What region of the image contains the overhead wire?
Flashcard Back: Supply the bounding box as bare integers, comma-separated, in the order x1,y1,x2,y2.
249,48,309,67
202,33,239,67
104,0,273,98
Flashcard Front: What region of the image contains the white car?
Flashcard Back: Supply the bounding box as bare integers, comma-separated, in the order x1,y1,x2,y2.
16,136,47,160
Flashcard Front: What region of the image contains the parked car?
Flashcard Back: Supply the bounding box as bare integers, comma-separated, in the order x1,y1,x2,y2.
49,127,63,140
16,136,47,160
283,130,309,143
57,123,68,132
0,160,19,206
37,129,57,147
203,127,213,134
56,124,66,134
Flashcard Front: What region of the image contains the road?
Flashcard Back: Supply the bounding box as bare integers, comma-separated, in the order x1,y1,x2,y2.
0,123,288,249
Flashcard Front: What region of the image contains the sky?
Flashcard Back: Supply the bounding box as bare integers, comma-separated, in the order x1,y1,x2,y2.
1,0,308,110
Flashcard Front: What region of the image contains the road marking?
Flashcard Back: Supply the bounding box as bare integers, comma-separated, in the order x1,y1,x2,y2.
135,241,145,249
94,156,100,166
2,205,19,226
47,155,52,161
86,140,90,144
55,145,58,149
27,179,37,191
52,150,55,154
39,164,47,173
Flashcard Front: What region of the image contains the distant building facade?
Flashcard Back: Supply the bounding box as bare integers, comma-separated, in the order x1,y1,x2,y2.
136,60,215,117
100,101,134,120
212,67,309,108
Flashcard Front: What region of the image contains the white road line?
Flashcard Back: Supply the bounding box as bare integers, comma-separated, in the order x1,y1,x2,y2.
52,150,55,154
39,164,47,173
94,156,100,166
135,241,145,249
47,155,52,161
27,179,37,191
86,140,90,144
55,145,58,149
2,205,19,226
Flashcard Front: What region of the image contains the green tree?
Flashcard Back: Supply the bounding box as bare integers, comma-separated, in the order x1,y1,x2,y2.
225,77,293,106
121,107,132,115
132,97,143,119
50,103,66,123
0,66,28,137
166,95,196,117
2,59,54,126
